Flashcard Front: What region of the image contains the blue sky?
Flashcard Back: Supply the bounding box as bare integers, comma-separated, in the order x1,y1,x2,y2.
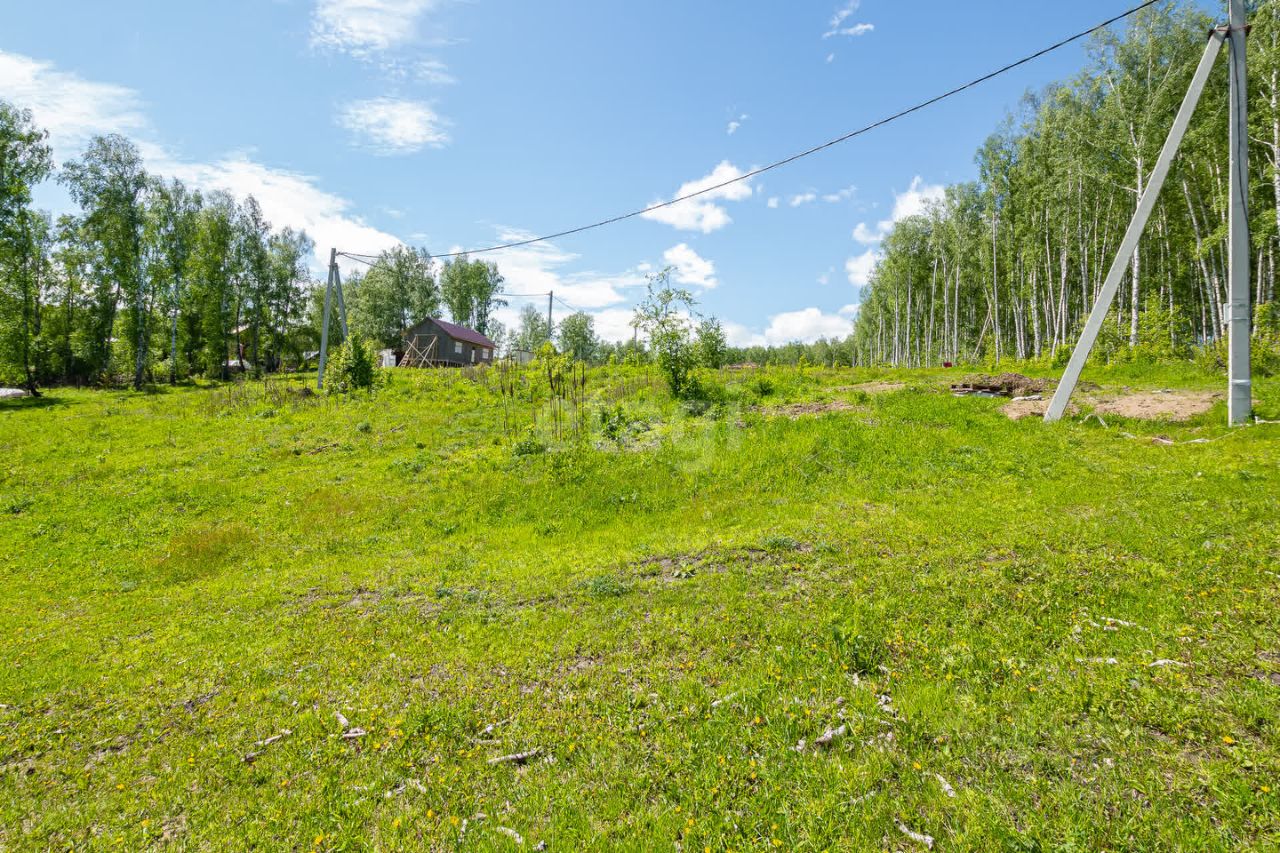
1,0,1219,345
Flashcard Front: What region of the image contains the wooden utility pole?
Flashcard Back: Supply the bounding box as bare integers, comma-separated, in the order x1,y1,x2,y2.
1228,0,1252,425
547,291,554,348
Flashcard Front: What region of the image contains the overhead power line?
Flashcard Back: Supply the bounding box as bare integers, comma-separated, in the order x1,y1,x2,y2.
404,0,1162,260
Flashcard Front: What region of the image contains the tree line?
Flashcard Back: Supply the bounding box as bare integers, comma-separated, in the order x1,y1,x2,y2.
852,1,1280,369
0,105,746,393
0,106,540,393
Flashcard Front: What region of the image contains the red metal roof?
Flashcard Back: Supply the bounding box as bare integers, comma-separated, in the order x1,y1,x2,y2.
420,317,497,349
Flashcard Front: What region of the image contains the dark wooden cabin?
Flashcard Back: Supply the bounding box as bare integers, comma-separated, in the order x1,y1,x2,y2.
401,317,497,367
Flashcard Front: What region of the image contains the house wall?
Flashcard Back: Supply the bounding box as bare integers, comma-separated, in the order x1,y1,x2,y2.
404,319,494,367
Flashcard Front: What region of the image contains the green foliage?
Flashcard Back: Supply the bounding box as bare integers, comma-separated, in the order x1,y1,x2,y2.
325,335,375,393
845,3,1280,374
439,255,506,336
1133,298,1191,362
695,317,728,369
557,311,599,363
347,245,438,349
633,267,700,398
61,134,151,389
513,303,551,353
579,573,630,598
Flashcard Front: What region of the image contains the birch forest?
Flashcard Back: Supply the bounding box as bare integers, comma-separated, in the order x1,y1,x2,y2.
851,0,1280,369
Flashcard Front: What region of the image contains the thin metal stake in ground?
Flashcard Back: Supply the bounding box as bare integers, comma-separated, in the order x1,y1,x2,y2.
1044,26,1227,423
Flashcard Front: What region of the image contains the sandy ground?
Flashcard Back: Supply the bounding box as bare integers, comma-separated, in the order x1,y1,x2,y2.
1002,389,1222,421
773,400,859,418
840,381,906,394
1090,390,1222,420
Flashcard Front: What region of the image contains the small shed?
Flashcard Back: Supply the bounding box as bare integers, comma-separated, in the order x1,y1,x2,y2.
402,317,497,367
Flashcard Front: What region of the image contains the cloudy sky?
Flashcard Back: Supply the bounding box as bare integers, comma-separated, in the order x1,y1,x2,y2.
0,0,1216,345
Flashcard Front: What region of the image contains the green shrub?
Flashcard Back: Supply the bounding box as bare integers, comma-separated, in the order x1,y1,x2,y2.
580,574,630,598
326,335,375,393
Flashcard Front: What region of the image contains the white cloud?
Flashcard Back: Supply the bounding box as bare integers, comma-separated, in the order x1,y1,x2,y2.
311,0,438,56
161,155,401,273
823,2,874,39
823,185,857,203
764,307,855,343
826,52,836,64
789,192,817,207
846,249,882,287
853,175,944,244
828,0,860,28
0,50,148,161
377,56,456,84
590,308,644,344
337,97,449,154
726,113,748,135
0,49,399,275
663,243,717,289
766,196,780,209
470,228,647,311
828,23,874,38
640,160,754,233
727,305,858,347
891,175,946,220
413,59,455,85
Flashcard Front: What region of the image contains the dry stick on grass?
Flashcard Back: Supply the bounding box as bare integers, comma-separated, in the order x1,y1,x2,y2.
496,826,525,846
488,748,541,766
896,820,935,849
243,729,293,763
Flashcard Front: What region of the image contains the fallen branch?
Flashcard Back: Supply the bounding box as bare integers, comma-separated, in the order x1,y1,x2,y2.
243,729,292,763
488,748,541,766
496,826,525,845
896,820,935,849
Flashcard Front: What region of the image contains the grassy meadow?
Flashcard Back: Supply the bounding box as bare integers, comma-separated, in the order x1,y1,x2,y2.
1,363,1279,850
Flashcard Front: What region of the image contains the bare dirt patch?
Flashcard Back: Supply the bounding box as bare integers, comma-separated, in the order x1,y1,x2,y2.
772,400,858,418
1002,399,1074,421
1091,390,1220,421
1001,388,1221,421
836,381,906,394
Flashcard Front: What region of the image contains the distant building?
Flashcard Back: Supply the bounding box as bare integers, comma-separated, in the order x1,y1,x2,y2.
401,317,497,367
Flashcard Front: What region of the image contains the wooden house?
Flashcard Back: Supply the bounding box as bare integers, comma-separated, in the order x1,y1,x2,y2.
401,317,497,367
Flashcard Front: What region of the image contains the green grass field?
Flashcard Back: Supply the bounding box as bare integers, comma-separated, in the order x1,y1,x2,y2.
2,365,1278,850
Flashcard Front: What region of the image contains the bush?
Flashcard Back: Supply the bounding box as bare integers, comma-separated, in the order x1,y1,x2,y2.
326,336,375,394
